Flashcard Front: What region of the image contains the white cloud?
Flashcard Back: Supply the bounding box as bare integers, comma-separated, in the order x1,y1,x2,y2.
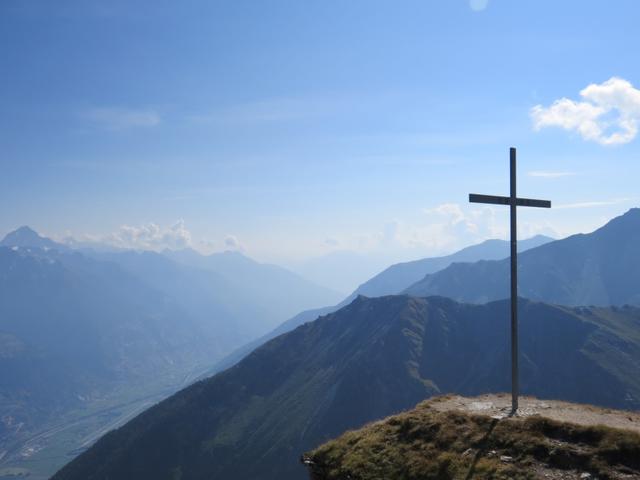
531,77,640,145
554,198,633,210
527,171,576,178
105,220,191,250
84,107,161,130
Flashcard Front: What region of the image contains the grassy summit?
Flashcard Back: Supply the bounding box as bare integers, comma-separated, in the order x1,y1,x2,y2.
304,395,640,480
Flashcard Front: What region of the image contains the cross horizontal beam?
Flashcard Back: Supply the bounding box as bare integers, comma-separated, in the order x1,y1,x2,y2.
469,193,551,209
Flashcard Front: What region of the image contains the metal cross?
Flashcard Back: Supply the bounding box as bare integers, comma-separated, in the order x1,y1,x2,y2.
469,147,551,414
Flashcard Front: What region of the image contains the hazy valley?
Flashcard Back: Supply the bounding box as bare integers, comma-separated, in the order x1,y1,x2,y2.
0,227,340,478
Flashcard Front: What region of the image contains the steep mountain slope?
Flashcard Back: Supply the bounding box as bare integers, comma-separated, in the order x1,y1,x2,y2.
206,304,336,377
352,235,552,299
405,208,640,306
164,248,343,324
54,295,640,480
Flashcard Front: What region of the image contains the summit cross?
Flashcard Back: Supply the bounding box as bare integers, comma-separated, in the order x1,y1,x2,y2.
469,147,551,414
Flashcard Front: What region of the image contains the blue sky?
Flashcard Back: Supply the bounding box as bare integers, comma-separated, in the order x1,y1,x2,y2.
2,0,639,273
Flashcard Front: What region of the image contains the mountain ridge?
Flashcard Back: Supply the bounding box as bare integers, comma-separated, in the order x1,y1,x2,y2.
349,234,553,300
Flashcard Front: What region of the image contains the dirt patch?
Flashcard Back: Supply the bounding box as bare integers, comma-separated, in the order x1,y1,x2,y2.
430,394,640,434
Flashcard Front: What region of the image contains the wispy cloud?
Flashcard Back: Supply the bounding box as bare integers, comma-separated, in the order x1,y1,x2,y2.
531,77,640,145
83,107,161,130
554,198,633,209
527,171,576,178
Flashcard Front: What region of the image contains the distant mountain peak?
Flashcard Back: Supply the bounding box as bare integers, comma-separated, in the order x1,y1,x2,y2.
1,226,64,250
11,225,39,237
528,233,555,241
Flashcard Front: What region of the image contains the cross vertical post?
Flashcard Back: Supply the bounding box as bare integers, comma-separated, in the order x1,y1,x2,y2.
509,147,518,413
469,147,551,414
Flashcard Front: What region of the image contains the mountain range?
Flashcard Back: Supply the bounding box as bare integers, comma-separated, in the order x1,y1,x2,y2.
0,225,552,478
12,208,640,478
53,294,640,480
405,208,640,306
351,234,552,299
0,227,341,478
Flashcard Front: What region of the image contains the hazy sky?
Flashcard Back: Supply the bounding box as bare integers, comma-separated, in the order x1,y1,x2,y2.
2,0,640,266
